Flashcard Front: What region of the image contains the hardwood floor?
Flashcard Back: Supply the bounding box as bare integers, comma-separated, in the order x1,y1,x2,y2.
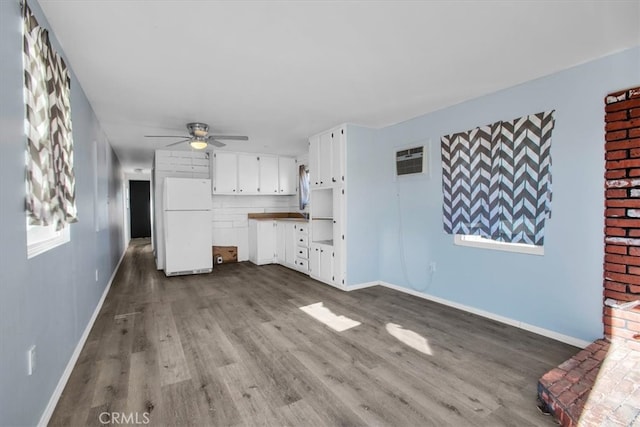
50,239,577,426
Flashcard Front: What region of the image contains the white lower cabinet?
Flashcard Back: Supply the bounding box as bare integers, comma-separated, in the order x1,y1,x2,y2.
285,224,296,266
309,243,333,283
292,222,309,273
248,220,276,265
275,221,296,267
276,221,286,264
250,219,309,274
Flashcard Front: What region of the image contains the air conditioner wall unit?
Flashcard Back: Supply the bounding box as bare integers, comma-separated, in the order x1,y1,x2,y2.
395,145,426,177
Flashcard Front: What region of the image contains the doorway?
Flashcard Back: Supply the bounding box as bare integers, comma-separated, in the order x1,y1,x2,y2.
129,180,151,238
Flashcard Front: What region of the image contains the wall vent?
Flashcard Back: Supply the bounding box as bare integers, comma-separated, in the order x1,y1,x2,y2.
395,146,425,176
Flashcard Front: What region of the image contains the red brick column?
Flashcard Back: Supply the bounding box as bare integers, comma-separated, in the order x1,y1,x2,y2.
604,86,640,349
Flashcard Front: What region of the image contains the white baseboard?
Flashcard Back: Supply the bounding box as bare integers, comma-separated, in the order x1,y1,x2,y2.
344,281,378,291
347,280,591,349
38,248,127,427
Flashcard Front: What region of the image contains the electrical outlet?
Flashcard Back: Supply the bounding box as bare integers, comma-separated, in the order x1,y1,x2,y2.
95,269,99,282
27,345,36,375
429,261,437,273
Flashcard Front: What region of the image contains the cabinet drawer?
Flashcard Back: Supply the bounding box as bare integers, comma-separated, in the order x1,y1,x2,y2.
295,258,309,271
296,235,308,247
296,246,309,259
295,223,308,235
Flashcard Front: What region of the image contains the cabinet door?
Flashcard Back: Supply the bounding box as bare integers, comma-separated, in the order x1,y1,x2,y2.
309,244,320,277
248,220,258,264
213,152,238,194
309,136,320,188
318,131,332,187
278,157,297,195
285,222,296,266
332,127,345,184
275,221,286,264
257,221,276,264
259,155,280,195
238,154,260,194
319,244,334,283
332,188,343,285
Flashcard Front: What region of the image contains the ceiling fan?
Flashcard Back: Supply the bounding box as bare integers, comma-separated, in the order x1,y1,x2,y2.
145,122,248,149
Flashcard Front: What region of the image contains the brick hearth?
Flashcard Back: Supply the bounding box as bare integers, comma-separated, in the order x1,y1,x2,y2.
538,86,640,426
538,339,640,426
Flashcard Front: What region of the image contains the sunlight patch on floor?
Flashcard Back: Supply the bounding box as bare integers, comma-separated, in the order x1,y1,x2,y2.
386,323,433,356
299,302,361,332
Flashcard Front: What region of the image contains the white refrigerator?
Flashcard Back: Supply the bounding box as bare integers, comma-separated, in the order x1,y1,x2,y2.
163,177,213,276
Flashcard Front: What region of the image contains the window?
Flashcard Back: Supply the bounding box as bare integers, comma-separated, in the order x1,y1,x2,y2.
299,164,310,210
441,111,555,249
454,234,544,256
22,2,77,257
27,220,70,259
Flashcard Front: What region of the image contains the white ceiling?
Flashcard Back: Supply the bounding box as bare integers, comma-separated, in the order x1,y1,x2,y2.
38,0,639,172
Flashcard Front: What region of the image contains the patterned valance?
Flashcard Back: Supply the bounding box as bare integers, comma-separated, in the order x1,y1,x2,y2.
441,111,555,246
23,1,77,230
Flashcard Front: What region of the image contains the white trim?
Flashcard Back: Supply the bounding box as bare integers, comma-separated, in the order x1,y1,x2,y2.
38,248,127,427
344,280,590,348
310,274,347,291
454,234,544,256
344,281,378,291
27,223,71,259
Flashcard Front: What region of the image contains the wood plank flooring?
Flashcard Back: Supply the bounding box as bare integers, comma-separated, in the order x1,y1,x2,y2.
49,239,578,426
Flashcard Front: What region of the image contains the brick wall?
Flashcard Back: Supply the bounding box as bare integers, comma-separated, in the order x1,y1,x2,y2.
603,86,640,349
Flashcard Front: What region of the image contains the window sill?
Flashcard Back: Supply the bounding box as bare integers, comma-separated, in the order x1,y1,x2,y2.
27,224,70,258
454,234,544,256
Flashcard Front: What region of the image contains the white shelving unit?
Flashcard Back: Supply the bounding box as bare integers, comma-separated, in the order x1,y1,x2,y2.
308,125,346,287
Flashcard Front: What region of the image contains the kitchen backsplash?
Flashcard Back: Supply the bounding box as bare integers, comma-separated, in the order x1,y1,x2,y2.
211,194,299,261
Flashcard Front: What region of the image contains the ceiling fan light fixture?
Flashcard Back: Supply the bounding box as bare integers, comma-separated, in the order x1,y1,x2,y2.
190,136,208,150
145,122,245,149
187,122,209,138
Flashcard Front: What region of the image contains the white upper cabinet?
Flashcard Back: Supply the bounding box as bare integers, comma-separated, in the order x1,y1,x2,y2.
318,131,332,187
309,135,320,188
212,152,238,194
212,151,297,196
278,156,297,195
259,155,280,195
238,154,260,194
309,128,343,188
331,128,345,184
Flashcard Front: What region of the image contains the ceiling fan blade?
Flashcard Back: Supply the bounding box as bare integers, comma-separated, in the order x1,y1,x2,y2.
209,135,248,141
144,135,190,138
209,139,226,148
166,139,190,147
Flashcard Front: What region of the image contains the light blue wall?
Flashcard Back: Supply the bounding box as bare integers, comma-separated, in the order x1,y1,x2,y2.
358,47,638,343
0,1,125,425
345,124,379,285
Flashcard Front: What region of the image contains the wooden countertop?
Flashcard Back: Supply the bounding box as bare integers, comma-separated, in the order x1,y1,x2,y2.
247,212,308,221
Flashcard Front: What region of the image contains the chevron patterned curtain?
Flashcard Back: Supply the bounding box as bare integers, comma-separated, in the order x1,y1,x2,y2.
23,2,77,230
441,111,555,245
